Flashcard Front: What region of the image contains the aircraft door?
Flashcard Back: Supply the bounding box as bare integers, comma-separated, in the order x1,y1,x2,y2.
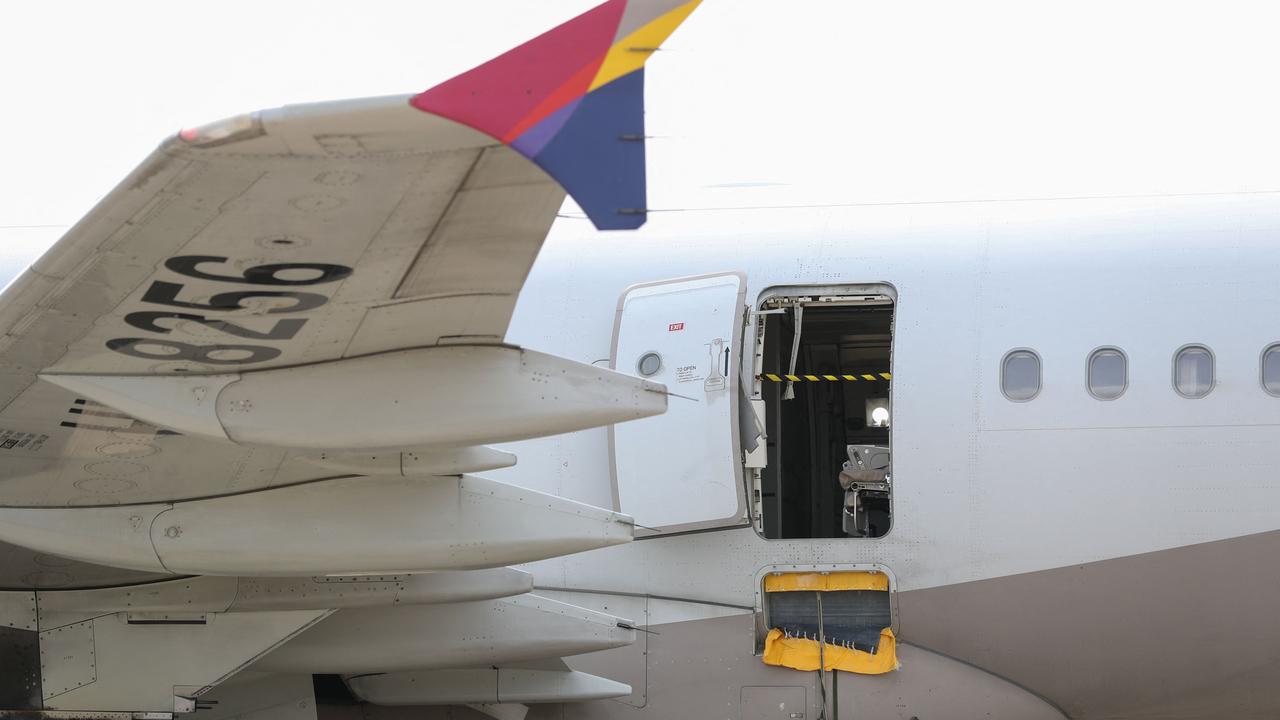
610,272,749,534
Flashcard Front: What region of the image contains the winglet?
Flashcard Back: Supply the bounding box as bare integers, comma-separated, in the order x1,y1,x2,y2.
411,0,701,230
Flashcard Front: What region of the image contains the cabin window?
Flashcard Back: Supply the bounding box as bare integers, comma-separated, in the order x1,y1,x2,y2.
1174,345,1214,398
751,289,894,539
1088,347,1127,400
1263,344,1280,396
1001,350,1041,402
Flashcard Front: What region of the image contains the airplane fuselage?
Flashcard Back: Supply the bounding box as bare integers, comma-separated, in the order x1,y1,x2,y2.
480,191,1280,719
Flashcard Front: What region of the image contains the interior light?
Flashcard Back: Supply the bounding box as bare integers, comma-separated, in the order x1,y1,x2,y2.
866,398,890,428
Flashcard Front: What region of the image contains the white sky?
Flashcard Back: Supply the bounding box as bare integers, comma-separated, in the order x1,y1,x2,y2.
3,0,1280,277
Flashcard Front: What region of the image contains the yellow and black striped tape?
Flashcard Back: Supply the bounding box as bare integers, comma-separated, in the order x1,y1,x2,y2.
760,372,892,383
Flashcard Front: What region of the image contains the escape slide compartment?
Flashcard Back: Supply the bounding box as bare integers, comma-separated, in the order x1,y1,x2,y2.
758,568,897,675
610,273,749,534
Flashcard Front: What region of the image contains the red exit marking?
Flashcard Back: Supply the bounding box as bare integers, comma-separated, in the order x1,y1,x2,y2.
668,322,685,332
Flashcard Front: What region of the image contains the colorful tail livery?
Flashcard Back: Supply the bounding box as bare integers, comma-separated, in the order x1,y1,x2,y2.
412,0,701,230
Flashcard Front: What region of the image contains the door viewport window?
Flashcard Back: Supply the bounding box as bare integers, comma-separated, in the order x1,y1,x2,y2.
750,291,894,539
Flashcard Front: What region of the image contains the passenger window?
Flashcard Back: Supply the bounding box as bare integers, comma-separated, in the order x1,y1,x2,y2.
1173,345,1214,398
1263,344,1280,396
1088,348,1127,400
1001,350,1041,402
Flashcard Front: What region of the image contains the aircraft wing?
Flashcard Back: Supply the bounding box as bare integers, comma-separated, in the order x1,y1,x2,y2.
0,0,700,588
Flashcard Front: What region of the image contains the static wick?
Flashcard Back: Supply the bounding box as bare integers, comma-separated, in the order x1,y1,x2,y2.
664,390,700,403
618,622,661,636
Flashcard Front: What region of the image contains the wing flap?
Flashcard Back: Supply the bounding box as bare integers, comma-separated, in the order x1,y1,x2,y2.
395,146,565,302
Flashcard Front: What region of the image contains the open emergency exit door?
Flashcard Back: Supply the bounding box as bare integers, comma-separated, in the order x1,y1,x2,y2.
610,273,750,534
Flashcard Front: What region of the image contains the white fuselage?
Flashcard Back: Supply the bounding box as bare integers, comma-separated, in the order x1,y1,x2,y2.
492,191,1280,600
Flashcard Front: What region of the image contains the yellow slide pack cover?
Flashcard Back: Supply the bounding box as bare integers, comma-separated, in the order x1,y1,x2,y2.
762,627,899,675
761,571,898,674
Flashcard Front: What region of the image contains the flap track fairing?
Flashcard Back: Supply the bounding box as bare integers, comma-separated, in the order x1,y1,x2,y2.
40,346,667,450
347,668,630,706
0,475,632,576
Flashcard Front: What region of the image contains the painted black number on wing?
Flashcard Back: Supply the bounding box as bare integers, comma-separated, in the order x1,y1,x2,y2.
142,281,328,314
165,256,353,286
106,338,282,364
124,312,307,341
107,257,355,365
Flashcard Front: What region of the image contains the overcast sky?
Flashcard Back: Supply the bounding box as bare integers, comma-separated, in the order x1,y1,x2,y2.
4,0,1280,278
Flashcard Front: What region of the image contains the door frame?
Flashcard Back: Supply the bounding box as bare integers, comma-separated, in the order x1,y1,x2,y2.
747,283,899,540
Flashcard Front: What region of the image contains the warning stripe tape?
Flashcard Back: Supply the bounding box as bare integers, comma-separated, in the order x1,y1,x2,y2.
760,372,892,382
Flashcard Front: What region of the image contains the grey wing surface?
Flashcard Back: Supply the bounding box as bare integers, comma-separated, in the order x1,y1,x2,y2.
0,96,564,587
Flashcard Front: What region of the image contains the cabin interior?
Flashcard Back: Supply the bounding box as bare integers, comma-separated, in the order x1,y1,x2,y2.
757,294,894,539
